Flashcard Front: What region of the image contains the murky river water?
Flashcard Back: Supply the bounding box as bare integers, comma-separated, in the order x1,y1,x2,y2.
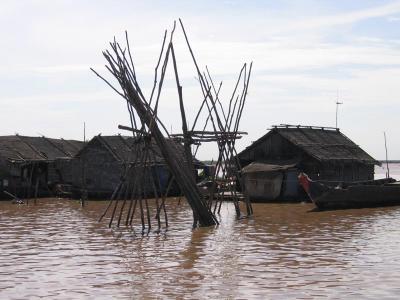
1,164,400,299
2,196,400,299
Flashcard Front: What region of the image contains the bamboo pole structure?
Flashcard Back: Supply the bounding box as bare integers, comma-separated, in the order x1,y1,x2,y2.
93,20,253,229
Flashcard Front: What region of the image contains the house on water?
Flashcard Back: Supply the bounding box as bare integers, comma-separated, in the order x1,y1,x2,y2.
71,134,205,199
237,125,379,201
0,135,83,199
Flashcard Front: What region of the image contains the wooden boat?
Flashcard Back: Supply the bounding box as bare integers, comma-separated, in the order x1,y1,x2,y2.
298,173,400,210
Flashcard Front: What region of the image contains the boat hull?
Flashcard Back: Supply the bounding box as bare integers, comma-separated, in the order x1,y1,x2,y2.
313,184,400,210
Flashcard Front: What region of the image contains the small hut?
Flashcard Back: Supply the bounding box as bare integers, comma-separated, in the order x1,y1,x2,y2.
237,125,379,201
0,135,83,199
71,135,204,199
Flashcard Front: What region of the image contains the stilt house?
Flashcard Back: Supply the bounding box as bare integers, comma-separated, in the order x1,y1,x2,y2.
237,125,379,201
71,135,204,199
0,135,83,199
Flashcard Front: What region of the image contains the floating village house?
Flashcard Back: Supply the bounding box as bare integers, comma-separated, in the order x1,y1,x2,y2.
0,135,83,199
71,135,204,199
237,125,379,201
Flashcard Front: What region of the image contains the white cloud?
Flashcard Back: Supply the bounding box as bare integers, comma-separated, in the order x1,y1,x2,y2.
276,1,400,32
387,15,400,22
0,1,400,159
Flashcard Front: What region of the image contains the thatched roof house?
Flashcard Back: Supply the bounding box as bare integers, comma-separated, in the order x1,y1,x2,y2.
72,134,203,199
237,125,379,201
0,135,83,198
75,134,201,166
0,135,81,162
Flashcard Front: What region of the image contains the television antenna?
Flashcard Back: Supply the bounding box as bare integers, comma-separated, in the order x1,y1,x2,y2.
335,90,343,128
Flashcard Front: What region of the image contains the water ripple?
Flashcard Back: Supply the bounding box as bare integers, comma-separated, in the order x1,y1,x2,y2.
1,199,400,299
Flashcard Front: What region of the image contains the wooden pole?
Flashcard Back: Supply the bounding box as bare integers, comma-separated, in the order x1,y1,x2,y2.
97,48,218,227
34,177,39,205
91,21,256,227
384,131,390,178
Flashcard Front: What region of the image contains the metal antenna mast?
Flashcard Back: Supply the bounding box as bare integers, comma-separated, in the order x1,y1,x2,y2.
335,90,343,128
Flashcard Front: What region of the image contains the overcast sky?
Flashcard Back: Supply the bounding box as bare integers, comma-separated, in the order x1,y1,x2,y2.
0,0,399,160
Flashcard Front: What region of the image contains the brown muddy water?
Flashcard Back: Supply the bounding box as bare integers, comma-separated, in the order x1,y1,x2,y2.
2,198,400,299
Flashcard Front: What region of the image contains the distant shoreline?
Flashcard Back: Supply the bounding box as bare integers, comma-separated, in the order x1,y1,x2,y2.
202,160,400,164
